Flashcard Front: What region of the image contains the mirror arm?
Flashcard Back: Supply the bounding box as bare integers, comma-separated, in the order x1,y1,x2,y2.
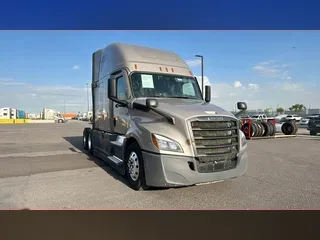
234,109,246,118
132,102,175,125
110,97,128,107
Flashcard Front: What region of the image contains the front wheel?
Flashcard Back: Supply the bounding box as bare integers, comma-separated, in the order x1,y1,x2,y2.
125,142,148,191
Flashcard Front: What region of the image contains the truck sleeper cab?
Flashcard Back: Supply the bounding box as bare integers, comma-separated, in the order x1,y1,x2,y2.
83,43,249,191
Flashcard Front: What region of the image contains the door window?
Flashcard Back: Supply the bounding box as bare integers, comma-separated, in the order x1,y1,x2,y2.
117,76,127,100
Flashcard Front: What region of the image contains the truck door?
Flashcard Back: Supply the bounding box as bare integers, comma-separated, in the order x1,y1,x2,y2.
111,71,130,135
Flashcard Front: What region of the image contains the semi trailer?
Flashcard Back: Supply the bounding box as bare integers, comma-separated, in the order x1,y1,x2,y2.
83,43,249,190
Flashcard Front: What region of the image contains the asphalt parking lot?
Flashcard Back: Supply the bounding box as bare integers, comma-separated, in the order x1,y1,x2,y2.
0,122,319,209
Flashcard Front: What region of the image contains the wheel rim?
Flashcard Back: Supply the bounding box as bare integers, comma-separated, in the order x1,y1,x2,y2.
83,134,87,147
127,151,139,181
88,133,92,150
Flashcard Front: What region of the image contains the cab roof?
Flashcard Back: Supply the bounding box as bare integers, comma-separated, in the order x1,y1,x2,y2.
97,42,192,76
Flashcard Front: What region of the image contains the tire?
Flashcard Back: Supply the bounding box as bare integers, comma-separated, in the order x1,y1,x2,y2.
125,142,148,191
253,122,261,137
58,119,63,123
261,121,270,136
87,130,93,154
250,122,257,137
267,122,275,136
256,122,264,137
83,128,90,150
281,122,295,135
310,131,317,136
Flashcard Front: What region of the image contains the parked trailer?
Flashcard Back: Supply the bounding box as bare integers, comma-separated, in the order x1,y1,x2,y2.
82,42,249,191
17,110,26,119
0,107,11,119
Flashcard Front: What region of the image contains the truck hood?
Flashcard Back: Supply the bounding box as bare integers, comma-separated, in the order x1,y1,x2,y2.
133,98,236,120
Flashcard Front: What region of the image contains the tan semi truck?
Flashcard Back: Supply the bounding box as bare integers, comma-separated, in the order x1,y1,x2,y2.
83,43,249,190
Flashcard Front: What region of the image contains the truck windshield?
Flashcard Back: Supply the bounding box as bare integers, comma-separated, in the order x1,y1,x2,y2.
130,72,202,99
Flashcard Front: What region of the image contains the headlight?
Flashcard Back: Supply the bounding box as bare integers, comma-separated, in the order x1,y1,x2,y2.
240,130,247,148
151,134,183,152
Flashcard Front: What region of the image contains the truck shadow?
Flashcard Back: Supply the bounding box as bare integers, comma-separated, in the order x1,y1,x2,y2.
63,136,130,188
63,136,170,191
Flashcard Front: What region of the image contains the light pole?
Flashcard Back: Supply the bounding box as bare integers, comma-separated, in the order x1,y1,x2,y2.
195,55,204,97
86,83,90,112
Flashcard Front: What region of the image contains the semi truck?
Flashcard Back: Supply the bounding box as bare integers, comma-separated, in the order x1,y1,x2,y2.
41,108,66,123
83,43,249,190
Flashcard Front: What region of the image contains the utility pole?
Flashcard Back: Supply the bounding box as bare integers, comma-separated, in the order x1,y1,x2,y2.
64,100,66,114
86,83,90,112
195,55,204,97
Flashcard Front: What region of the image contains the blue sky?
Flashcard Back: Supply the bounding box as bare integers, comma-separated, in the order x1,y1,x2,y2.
0,31,319,113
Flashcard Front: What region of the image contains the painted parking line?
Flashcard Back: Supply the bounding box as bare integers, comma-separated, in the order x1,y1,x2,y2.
0,149,83,159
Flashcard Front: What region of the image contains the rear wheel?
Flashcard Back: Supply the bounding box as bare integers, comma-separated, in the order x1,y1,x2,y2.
87,131,93,153
125,142,148,191
83,128,90,150
58,119,63,123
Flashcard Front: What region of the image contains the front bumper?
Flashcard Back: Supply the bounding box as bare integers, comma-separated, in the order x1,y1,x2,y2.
142,150,248,187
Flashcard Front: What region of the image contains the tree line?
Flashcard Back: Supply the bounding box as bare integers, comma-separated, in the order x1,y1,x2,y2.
275,104,307,114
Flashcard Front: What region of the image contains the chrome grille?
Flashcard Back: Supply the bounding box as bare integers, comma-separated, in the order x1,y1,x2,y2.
190,117,239,173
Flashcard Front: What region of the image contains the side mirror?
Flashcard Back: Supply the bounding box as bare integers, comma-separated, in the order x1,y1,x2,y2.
146,98,158,108
237,102,247,110
204,85,211,103
108,77,117,99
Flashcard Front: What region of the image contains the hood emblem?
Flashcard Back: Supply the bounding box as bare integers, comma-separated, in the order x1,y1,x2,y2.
205,111,216,114
206,116,224,121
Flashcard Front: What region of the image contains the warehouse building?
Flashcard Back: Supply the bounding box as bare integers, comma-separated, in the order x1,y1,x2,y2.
0,107,26,119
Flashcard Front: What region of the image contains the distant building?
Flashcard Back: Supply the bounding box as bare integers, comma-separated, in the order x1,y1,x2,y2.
0,107,10,119
0,107,26,119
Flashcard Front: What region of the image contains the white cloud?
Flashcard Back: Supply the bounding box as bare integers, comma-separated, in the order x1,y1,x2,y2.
233,81,242,88
73,65,80,70
277,82,304,91
1,76,318,114
186,59,202,67
247,83,259,91
0,78,90,113
0,79,28,86
190,75,317,111
0,78,14,82
252,60,291,80
194,75,210,87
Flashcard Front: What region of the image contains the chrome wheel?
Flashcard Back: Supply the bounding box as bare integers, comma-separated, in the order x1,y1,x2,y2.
88,133,92,150
127,151,139,181
83,135,87,147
